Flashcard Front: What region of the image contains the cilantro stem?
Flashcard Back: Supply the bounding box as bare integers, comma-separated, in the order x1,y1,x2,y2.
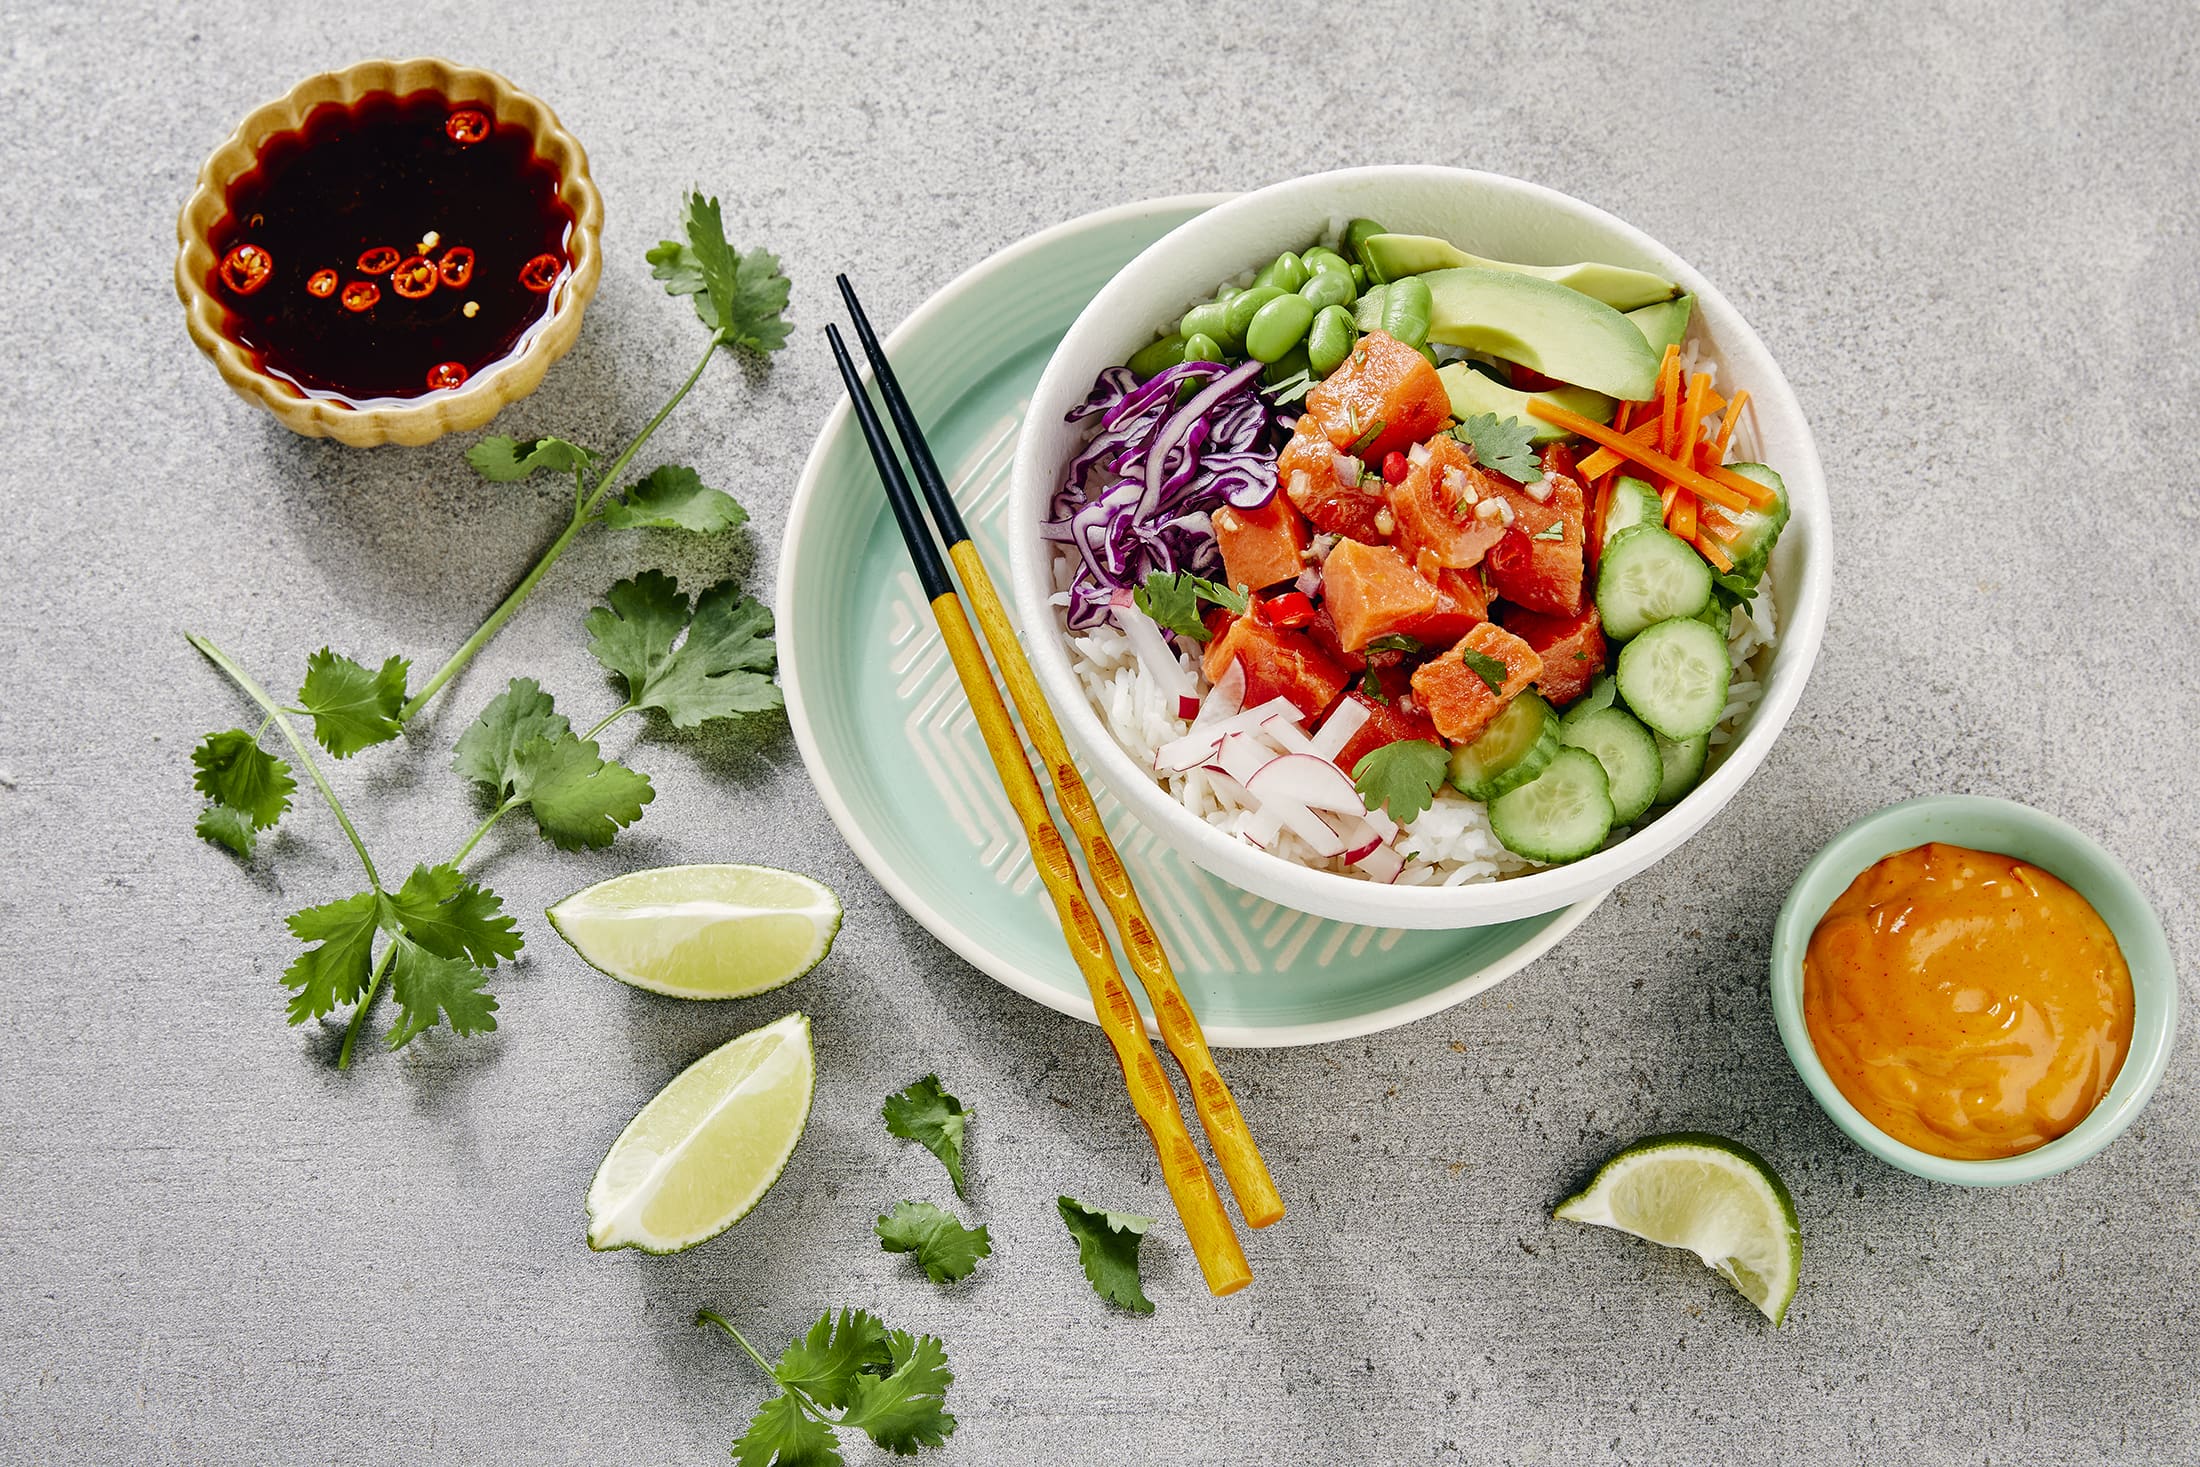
187,634,382,892
336,944,397,1071
397,329,729,725
583,704,634,743
452,802,516,867
696,1310,834,1422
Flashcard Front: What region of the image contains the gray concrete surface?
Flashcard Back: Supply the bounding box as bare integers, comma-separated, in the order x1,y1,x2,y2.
4,2,2197,1463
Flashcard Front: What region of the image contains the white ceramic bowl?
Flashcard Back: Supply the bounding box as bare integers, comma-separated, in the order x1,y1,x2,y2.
1009,166,1831,929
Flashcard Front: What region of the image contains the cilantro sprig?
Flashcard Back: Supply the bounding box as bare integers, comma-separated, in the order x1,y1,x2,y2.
698,1308,955,1465
1351,738,1449,823
1132,571,1248,643
1452,412,1543,484
1057,1197,1157,1314
884,1074,971,1196
876,1202,992,1285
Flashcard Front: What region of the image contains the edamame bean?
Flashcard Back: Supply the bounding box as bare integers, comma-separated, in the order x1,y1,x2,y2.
1180,331,1224,363
1245,292,1316,363
1298,268,1354,311
1351,263,1366,288
1179,299,1232,347
1252,251,1310,294
1222,285,1285,342
1379,275,1433,349
1346,218,1389,281
1301,246,1351,278
1307,304,1357,375
1263,343,1312,387
1127,332,1188,381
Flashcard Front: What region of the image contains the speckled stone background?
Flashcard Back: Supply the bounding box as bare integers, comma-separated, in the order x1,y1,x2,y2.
4,2,2196,1463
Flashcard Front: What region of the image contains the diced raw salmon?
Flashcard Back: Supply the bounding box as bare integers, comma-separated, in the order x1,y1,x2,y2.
1302,331,1452,462
1394,565,1489,648
1388,434,1506,570
1501,603,1606,707
1322,539,1436,653
1410,622,1544,744
1304,599,1368,673
1324,691,1441,776
1200,613,1351,720
1214,496,1309,593
1483,473,1587,616
1278,419,1390,543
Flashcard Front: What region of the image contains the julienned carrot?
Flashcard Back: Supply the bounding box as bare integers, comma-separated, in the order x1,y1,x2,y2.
1695,532,1733,572
1526,399,1761,511
1676,373,1710,468
1702,460,1777,508
1588,476,1615,567
1701,386,1727,416
1578,417,1660,481
1655,345,1681,457
1713,388,1751,460
1668,489,1697,540
1699,505,1739,538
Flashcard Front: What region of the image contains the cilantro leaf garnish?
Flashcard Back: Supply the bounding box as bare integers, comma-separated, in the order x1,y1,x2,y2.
1363,633,1423,654
876,1201,992,1285
449,677,569,792
699,1308,956,1465
296,649,408,758
1132,570,1249,643
601,464,750,533
649,191,793,354
585,571,783,728
883,1074,970,1196
510,733,655,851
281,890,384,1024
1057,1196,1156,1314
191,728,295,853
1348,416,1387,456
384,863,522,967
1351,739,1448,823
193,802,260,858
385,939,499,1049
1530,521,1565,542
1461,647,1510,695
465,435,595,483
1452,412,1543,484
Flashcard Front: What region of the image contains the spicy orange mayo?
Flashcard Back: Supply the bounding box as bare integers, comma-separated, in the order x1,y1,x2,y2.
1802,842,2133,1161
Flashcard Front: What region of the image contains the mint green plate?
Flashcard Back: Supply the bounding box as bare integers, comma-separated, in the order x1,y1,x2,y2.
779,196,1602,1046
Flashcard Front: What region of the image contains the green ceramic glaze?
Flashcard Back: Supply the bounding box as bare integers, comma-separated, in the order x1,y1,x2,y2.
780,197,1602,1047
1771,795,2176,1185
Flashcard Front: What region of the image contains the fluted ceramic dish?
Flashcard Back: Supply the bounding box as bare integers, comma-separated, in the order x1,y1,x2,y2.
175,57,603,448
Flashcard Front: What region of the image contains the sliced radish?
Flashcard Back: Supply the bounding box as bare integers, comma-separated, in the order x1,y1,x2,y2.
1356,843,1406,882
1244,752,1361,815
1192,660,1246,729
1310,699,1369,763
1258,710,1317,756
1112,596,1195,709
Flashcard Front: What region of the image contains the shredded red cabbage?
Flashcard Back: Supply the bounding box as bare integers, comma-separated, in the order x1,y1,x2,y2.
1047,358,1288,631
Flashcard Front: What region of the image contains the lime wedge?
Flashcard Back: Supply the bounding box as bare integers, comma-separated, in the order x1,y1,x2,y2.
1555,1132,1801,1326
586,1011,815,1254
548,864,841,1000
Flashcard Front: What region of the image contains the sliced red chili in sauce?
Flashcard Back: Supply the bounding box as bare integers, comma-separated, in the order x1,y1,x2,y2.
390,255,438,299
444,108,491,146
517,253,562,292
436,246,474,288
425,361,470,391
356,245,401,275
1261,591,1317,630
305,268,339,298
340,280,380,312
219,243,274,295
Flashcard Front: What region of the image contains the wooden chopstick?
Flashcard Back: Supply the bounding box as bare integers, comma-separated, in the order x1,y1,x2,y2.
836,275,1285,1231
825,324,1252,1297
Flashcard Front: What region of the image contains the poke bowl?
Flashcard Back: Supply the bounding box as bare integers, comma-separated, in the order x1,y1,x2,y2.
1009,167,1831,929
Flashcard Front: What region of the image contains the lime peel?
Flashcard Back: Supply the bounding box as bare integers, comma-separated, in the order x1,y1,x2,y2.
548,863,841,1000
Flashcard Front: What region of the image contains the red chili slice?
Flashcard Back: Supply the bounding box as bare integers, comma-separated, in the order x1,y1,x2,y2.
1381,450,1409,485
1261,591,1317,630
445,108,490,145
306,268,339,298
437,246,475,288
356,246,401,275
340,280,380,313
219,243,273,295
391,255,438,299
426,361,471,391
517,253,562,292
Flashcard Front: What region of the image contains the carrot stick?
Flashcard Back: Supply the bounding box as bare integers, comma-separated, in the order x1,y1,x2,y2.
1578,418,1661,480
1676,373,1710,466
1658,483,1678,514
1702,460,1777,508
1695,532,1733,572
1701,387,1726,415
1699,505,1739,538
1526,399,1757,511
1611,399,1635,436
1589,475,1615,567
1713,388,1751,461
1669,489,1697,540
1655,345,1681,457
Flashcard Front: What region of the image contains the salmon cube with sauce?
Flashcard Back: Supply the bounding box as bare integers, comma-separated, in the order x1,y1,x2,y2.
1501,603,1606,707
1394,563,1489,649
1411,622,1544,744
1201,613,1352,720
1302,331,1452,463
1321,539,1436,653
1387,434,1507,570
1484,473,1588,617
1214,496,1309,593
1278,420,1389,542
1322,690,1442,776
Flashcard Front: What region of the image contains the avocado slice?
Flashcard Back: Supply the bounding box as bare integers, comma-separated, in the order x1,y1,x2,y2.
1420,267,1662,401
1435,362,1613,444
1360,234,1679,312
1626,293,1694,357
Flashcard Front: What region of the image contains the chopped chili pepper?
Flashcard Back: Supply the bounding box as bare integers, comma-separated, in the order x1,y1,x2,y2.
1261,591,1317,631
445,108,491,145
340,280,380,313
1381,450,1409,485
436,246,474,288
356,245,400,275
391,255,438,299
425,361,470,391
218,243,273,296
305,268,339,298
518,253,562,292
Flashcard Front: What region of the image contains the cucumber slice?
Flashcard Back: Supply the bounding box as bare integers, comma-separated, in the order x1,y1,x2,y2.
1447,691,1560,801
1595,525,1714,640
1570,672,1619,718
1489,747,1614,864
1717,464,1791,587
1653,731,1709,805
1559,706,1662,826
1601,477,1664,550
1615,618,1731,741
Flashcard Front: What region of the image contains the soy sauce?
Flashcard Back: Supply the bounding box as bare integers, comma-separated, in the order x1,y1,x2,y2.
208,90,575,405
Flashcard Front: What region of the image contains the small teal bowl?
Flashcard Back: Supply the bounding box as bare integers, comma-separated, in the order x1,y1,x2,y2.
1771,795,2177,1186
